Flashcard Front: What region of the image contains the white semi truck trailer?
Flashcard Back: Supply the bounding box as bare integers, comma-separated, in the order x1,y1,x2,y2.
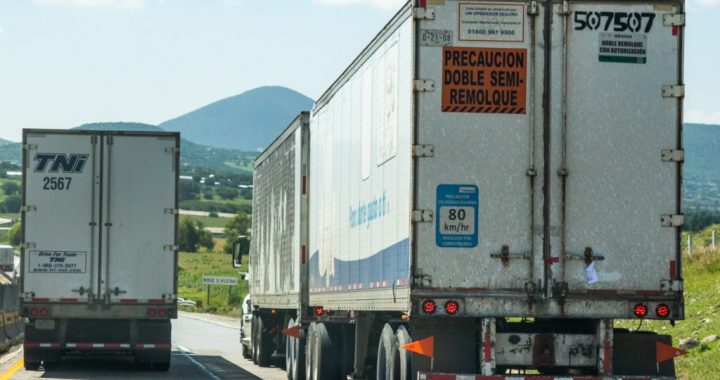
21,130,179,371
236,0,685,378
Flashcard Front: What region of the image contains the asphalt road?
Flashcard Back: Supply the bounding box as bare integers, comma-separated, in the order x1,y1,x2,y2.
0,312,286,380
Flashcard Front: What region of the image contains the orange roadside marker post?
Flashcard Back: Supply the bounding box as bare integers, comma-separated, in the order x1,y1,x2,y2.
401,336,435,371
282,325,301,339
656,341,687,374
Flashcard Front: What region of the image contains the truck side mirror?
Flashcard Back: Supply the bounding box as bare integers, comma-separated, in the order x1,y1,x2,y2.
232,235,250,268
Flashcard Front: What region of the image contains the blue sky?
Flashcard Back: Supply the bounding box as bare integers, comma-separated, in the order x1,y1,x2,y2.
0,0,717,142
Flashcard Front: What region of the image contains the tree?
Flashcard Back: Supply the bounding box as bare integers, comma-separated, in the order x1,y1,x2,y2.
223,213,251,253
216,187,239,200
179,179,200,201
3,182,20,196
1,195,21,213
178,218,214,253
9,223,21,247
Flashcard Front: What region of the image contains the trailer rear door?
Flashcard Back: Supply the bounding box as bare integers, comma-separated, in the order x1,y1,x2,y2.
414,1,538,296
554,1,682,295
100,134,178,304
23,132,99,302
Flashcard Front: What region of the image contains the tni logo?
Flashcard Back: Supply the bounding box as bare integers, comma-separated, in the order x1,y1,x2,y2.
33,153,89,173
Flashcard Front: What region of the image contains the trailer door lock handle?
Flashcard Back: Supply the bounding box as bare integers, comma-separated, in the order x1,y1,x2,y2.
112,287,127,296
71,286,86,296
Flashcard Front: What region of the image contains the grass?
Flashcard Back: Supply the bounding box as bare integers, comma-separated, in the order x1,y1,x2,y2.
616,225,720,380
177,245,248,318
183,214,231,229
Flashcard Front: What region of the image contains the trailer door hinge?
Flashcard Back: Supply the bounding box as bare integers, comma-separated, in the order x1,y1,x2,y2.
413,7,435,20
106,135,113,145
22,205,37,213
411,210,433,223
662,85,685,98
164,244,179,252
557,0,570,16
23,144,38,151
412,144,435,158
164,208,179,215
165,147,180,154
663,13,685,27
661,149,684,162
661,280,683,292
527,0,539,16
91,135,98,144
660,214,684,227
413,79,435,92
23,242,36,249
163,293,178,301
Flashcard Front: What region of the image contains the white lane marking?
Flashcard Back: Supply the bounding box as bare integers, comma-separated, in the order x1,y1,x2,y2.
179,312,240,330
176,345,222,380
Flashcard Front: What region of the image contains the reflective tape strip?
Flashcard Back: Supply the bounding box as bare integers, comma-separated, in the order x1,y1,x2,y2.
120,299,138,304
135,343,171,350
24,342,60,349
66,343,132,349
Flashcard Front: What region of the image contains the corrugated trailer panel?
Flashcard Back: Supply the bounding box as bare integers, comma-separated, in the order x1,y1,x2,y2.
308,5,415,311
250,114,308,309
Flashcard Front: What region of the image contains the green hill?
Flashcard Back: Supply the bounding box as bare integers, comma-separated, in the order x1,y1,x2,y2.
73,122,255,175
684,123,720,210
159,86,314,151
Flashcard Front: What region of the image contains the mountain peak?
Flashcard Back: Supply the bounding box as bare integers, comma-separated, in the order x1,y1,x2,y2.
159,86,314,150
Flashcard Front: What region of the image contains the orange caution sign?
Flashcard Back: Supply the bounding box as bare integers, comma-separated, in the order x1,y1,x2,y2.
282,325,301,339
656,341,687,363
442,47,527,114
401,336,434,358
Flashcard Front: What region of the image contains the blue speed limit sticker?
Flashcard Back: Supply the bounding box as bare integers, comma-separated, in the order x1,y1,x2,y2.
436,184,478,248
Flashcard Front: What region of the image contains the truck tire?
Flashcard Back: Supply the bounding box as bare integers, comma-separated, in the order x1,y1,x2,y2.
251,314,259,364
390,326,412,380
310,322,338,380
305,322,316,380
293,322,306,380
376,324,396,380
255,315,272,367
242,342,252,359
286,319,296,380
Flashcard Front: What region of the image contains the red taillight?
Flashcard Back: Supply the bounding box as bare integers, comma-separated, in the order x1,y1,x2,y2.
422,300,436,314
633,303,648,318
30,308,39,317
158,309,167,318
39,308,49,316
444,300,459,315
314,307,324,317
147,309,157,318
656,304,670,318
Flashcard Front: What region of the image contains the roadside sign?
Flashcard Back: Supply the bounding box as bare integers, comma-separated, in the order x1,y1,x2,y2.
202,276,238,286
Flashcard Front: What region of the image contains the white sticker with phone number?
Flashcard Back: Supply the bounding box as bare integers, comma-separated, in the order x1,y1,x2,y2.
459,3,525,43
29,251,87,273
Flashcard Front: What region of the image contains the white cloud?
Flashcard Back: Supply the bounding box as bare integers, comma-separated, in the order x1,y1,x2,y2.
312,0,406,10
32,0,147,10
685,109,720,125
